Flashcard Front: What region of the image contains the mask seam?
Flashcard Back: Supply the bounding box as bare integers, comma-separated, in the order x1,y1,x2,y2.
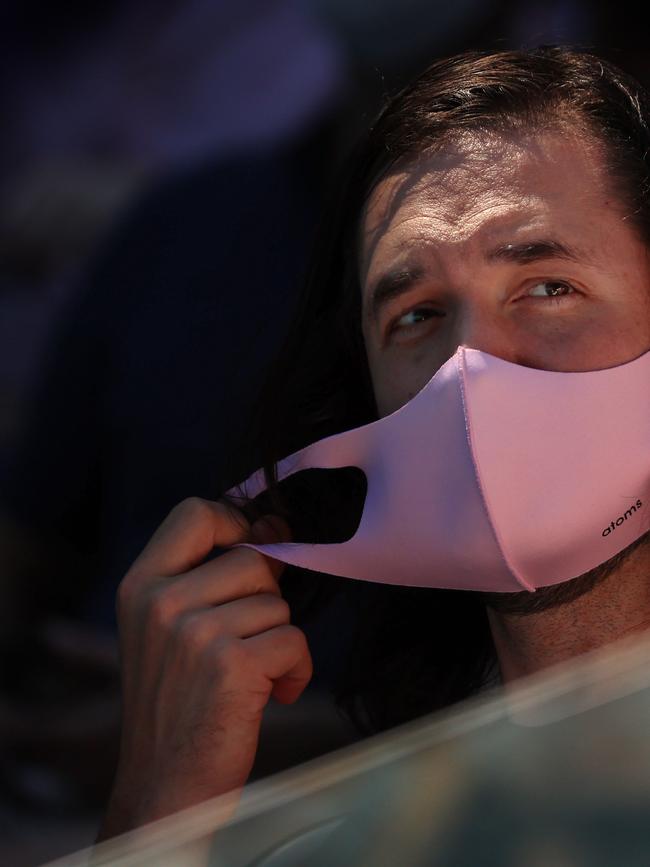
457,348,535,593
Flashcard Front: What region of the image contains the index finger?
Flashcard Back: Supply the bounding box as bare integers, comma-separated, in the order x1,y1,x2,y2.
127,497,251,580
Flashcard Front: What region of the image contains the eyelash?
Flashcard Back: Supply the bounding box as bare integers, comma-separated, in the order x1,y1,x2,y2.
389,280,578,335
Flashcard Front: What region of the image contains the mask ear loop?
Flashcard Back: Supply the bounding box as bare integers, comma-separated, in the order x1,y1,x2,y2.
224,347,467,570
223,425,377,572
227,348,466,504
227,423,374,502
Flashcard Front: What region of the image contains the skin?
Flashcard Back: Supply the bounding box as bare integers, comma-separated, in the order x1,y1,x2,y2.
99,501,305,839
359,127,650,684
103,126,649,840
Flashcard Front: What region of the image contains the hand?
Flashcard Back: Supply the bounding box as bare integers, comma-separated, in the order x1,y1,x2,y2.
99,497,312,840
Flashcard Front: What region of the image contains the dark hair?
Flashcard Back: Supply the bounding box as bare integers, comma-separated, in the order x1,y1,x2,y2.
225,45,650,735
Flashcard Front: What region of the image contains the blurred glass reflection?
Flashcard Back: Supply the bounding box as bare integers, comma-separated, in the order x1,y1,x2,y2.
45,632,650,866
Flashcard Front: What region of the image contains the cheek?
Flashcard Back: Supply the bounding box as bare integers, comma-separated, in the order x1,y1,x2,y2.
369,347,445,416
574,294,650,363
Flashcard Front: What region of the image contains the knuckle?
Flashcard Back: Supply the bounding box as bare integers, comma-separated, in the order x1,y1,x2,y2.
170,497,249,537
116,575,136,614
176,613,218,650
116,570,151,619
172,496,211,522
147,585,180,630
212,636,248,673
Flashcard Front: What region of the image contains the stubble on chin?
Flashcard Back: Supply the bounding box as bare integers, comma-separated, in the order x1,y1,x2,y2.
482,531,650,616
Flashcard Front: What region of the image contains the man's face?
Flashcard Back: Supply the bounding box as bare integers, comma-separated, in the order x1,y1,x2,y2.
359,129,650,417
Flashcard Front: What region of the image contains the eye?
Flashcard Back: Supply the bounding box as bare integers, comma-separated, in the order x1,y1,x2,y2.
391,306,442,332
387,279,579,343
524,280,577,303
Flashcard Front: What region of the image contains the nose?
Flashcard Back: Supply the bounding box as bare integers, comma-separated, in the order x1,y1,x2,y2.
447,301,530,367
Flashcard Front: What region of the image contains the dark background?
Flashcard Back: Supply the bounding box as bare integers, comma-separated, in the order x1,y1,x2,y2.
1,1,647,862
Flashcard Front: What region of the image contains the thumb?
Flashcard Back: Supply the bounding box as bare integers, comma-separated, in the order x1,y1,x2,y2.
248,514,293,583
248,514,292,544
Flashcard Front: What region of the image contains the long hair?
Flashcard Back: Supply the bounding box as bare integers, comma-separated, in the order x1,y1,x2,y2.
223,45,650,735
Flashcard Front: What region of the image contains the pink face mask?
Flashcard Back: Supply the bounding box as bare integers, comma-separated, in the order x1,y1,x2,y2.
227,345,650,593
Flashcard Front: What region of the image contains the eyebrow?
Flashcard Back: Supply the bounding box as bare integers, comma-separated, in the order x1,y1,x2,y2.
366,238,585,321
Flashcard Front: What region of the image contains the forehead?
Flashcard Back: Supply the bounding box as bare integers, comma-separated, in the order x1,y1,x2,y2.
358,130,610,285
